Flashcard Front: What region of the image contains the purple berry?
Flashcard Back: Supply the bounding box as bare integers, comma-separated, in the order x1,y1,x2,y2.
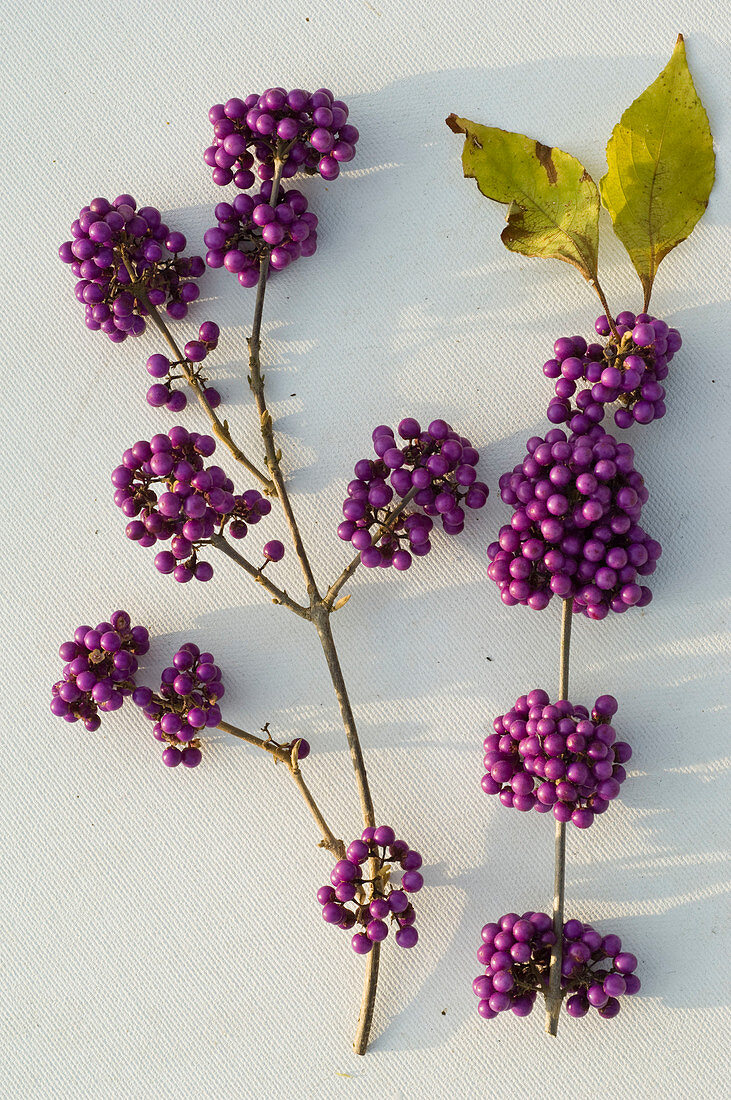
263,540,285,562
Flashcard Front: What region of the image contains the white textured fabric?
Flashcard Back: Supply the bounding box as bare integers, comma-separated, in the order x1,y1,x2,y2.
1,1,729,1096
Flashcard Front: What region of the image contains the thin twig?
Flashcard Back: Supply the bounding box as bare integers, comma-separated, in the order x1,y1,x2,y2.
246,151,321,604
236,155,382,1051
311,604,375,827
218,721,345,858
210,532,310,619
136,289,275,494
217,718,291,760
288,746,347,860
324,484,421,610
545,597,573,1036
353,945,381,1055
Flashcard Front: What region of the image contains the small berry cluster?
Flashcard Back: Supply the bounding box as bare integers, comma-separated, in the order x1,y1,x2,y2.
146,321,222,412
132,643,224,767
50,611,149,730
111,426,272,582
204,187,317,285
482,691,631,828
473,912,640,1020
205,89,359,187
58,195,204,341
317,826,423,954
545,312,681,430
488,424,661,618
338,418,488,569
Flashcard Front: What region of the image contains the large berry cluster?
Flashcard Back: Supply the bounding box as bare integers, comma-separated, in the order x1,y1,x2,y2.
338,418,488,569
58,195,204,342
205,89,359,187
204,187,317,285
482,690,631,828
146,321,222,412
50,611,149,730
545,312,681,431
473,912,640,1020
317,826,423,954
132,643,224,768
487,424,661,618
111,426,272,582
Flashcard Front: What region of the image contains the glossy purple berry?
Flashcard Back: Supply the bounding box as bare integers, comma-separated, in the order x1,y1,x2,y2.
263,540,285,562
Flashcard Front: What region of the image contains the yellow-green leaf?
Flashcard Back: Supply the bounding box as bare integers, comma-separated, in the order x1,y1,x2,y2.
446,115,600,285
600,35,715,309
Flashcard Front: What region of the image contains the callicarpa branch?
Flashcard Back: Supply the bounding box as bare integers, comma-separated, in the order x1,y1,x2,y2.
52,35,713,1053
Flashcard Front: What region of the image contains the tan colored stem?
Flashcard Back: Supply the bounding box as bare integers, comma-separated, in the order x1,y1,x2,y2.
215,153,383,1049
353,944,381,1055
217,718,291,760
246,154,321,604
218,721,345,858
139,291,275,494
210,532,310,620
311,605,375,828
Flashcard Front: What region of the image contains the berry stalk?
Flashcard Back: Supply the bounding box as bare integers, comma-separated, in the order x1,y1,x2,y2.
546,596,573,1034
587,278,619,341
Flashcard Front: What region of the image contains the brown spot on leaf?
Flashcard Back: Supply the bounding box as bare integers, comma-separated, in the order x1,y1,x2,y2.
535,141,557,185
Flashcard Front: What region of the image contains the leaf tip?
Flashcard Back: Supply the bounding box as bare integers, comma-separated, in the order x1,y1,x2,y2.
445,113,463,134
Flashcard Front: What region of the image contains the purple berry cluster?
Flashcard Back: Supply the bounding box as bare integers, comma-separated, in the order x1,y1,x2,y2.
205,89,359,187
473,912,640,1020
58,195,204,342
482,690,631,828
146,321,222,412
111,426,272,583
204,186,317,285
545,312,681,431
132,643,224,768
317,826,423,954
338,418,488,569
488,424,661,618
50,611,149,730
